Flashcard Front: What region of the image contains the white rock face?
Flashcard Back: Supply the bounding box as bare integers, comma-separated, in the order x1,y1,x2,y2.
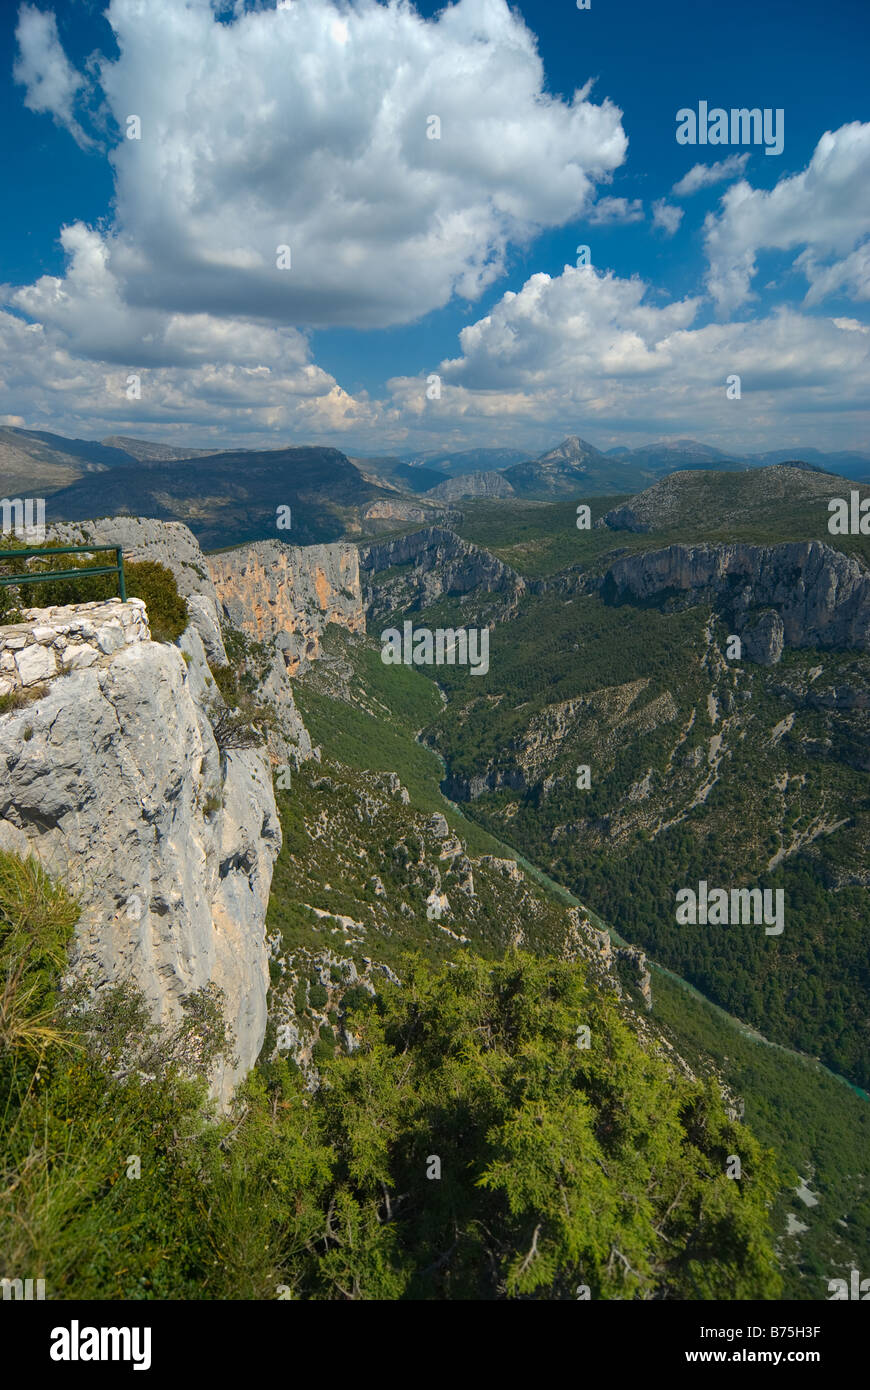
33,522,313,764
0,598,149,694
185,593,228,666
14,643,57,685
0,610,281,1107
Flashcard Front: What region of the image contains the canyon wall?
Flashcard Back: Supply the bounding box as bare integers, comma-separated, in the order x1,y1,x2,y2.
602,541,870,660
209,540,365,673
359,526,524,620
0,598,281,1105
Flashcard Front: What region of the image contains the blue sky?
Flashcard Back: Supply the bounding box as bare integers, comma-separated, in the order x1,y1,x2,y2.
1,0,868,456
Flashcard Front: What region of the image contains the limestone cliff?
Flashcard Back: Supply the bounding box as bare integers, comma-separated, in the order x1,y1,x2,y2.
48,517,314,763
209,540,365,674
359,526,524,621
358,498,459,530
530,539,870,663
0,598,281,1106
602,541,870,659
424,471,515,502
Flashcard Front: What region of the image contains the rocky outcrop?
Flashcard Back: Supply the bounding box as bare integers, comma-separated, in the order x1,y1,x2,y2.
425,471,515,502
597,503,649,534
563,909,652,1011
478,855,524,883
359,498,458,530
46,518,313,762
49,517,218,604
615,944,653,1011
185,593,227,667
441,766,528,801
602,542,870,659
257,649,314,766
742,609,785,666
360,526,524,620
0,602,281,1107
0,598,149,695
209,541,364,674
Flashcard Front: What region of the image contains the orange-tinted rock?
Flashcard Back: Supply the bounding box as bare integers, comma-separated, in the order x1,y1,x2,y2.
209,541,364,674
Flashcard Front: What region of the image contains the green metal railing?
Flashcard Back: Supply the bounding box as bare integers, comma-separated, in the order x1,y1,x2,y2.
0,544,126,602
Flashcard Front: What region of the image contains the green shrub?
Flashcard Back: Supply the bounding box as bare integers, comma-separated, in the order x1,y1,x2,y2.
308,982,328,1010
209,702,268,752
0,849,784,1302
0,593,21,624
212,663,239,706
208,663,277,752
125,561,188,643
308,952,783,1300
0,850,79,1052
340,984,374,1016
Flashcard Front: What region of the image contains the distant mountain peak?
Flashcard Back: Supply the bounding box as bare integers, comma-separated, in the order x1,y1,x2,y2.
537,436,604,464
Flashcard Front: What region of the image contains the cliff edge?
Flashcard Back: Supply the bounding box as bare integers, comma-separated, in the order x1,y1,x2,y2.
0,594,281,1106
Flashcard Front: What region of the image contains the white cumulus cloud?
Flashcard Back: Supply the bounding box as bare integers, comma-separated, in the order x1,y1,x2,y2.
651,199,684,236
384,262,870,450
0,302,380,448
12,0,628,333
585,196,644,225
5,2,868,456
672,153,749,197
13,4,92,148
704,122,870,313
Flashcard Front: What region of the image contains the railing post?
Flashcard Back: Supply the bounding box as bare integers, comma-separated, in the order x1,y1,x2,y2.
0,545,127,601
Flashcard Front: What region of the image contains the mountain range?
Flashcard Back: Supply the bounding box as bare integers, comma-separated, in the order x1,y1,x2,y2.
498,436,870,498
5,426,868,527
1,429,453,549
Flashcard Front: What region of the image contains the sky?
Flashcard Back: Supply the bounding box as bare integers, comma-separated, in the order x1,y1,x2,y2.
1,0,868,458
